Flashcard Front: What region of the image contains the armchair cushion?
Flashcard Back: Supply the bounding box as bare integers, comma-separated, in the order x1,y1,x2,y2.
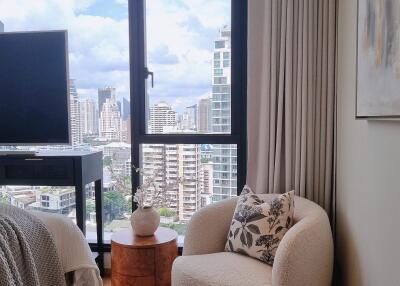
225,186,294,265
172,252,272,286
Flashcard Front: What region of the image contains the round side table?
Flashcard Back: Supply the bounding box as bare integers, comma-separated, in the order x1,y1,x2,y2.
111,227,178,286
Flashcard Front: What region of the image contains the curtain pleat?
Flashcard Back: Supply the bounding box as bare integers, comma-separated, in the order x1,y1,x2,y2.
247,0,337,218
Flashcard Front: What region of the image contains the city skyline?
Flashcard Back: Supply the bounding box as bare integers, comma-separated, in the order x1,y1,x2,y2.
0,2,234,236
0,0,230,112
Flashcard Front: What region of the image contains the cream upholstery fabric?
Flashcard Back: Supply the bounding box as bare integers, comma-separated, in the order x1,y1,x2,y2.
173,252,272,286
172,195,333,286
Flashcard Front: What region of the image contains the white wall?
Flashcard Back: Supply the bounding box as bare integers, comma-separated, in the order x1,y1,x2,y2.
337,0,400,285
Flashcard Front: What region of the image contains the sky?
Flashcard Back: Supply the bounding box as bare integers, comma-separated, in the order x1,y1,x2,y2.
0,0,230,113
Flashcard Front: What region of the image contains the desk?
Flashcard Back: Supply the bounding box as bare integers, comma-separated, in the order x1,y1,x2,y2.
0,151,104,272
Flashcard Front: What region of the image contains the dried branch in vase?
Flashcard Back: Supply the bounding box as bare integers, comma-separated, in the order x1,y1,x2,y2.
132,164,186,209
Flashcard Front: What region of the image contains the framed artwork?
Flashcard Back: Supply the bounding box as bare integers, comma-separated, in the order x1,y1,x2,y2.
357,0,400,118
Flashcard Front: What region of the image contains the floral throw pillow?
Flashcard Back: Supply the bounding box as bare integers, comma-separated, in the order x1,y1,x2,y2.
225,186,295,265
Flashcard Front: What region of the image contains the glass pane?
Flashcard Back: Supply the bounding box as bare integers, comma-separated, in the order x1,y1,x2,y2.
145,0,232,134
140,144,237,243
0,1,131,241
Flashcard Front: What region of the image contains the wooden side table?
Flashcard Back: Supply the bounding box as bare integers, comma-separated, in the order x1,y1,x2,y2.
111,227,178,286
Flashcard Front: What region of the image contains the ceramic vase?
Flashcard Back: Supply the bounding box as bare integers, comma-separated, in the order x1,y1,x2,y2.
130,206,160,236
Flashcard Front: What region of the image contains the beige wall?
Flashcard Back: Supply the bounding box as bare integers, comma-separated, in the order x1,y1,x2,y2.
337,0,400,285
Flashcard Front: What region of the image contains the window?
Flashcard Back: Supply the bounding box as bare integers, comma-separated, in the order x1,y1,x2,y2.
214,68,223,76
0,0,247,250
0,0,131,244
131,0,247,242
214,77,227,85
215,40,225,49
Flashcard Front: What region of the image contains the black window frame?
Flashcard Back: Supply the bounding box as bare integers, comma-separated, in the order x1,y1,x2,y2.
128,0,247,215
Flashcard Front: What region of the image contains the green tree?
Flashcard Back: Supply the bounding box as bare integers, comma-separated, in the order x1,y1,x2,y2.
158,207,176,217
103,156,112,167
104,191,130,221
0,194,8,204
86,199,95,219
160,223,187,235
201,157,211,163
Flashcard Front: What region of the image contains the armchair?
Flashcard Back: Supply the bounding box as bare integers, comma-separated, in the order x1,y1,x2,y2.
172,195,333,286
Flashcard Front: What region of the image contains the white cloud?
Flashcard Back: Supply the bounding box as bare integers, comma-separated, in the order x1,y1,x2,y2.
0,0,230,112
114,0,127,6
0,0,130,99
144,0,230,111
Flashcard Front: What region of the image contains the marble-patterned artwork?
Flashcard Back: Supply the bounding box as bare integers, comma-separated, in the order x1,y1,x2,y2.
357,0,400,117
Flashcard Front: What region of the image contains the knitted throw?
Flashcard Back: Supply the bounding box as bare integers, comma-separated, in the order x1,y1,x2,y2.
0,204,66,286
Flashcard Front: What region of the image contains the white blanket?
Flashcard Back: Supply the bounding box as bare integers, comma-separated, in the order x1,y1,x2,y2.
30,211,103,286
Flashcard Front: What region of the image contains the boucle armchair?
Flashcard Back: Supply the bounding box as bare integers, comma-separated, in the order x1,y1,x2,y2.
172,195,333,286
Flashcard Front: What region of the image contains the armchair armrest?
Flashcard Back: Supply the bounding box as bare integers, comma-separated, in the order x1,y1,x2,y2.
182,198,237,256
272,199,334,286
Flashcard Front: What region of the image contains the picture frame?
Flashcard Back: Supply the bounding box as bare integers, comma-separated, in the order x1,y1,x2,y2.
356,0,400,119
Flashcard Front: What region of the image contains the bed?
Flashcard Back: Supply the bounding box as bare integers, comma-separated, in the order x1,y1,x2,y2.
31,211,103,286
0,204,102,286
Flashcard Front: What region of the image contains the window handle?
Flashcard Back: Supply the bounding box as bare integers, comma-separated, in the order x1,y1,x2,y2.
145,67,154,88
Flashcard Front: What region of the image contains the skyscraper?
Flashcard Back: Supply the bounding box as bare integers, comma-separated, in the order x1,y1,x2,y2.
126,116,131,144
80,98,98,135
0,20,4,33
98,87,115,116
199,163,213,207
177,105,197,131
149,102,176,133
198,98,212,133
177,144,200,222
141,143,201,222
186,104,197,131
122,97,130,121
99,95,122,141
211,27,237,202
69,80,82,147
117,101,122,114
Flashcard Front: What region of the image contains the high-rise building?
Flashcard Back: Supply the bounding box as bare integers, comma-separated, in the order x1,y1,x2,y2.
117,101,122,114
0,20,4,32
69,80,83,147
35,187,75,212
186,104,197,131
199,163,213,207
149,102,176,133
122,97,130,121
141,143,201,222
80,98,98,135
198,98,212,133
102,142,131,177
177,105,197,131
177,144,200,222
211,27,237,202
126,116,131,144
99,95,122,141
121,119,129,143
98,87,115,116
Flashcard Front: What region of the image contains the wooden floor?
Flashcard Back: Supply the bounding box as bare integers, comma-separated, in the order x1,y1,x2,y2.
103,275,111,286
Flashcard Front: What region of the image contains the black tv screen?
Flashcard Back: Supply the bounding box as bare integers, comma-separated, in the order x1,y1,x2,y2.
0,30,70,144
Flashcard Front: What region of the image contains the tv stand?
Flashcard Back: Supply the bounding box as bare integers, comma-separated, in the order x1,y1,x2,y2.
0,150,104,274
0,150,37,156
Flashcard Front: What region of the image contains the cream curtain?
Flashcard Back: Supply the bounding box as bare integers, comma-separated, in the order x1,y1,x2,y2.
246,0,337,216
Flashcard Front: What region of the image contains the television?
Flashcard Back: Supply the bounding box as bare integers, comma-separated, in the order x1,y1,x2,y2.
0,30,70,145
